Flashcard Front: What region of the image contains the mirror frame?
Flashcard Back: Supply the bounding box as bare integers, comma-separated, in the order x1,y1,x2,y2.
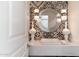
29,1,71,41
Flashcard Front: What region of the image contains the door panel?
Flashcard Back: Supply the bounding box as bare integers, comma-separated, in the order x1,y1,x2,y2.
8,1,29,57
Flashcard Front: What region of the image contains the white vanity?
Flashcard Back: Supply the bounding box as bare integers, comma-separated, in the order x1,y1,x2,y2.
29,1,74,57
29,45,79,56
29,39,79,56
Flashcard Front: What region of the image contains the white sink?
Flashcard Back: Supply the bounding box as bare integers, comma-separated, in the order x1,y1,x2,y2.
41,38,61,45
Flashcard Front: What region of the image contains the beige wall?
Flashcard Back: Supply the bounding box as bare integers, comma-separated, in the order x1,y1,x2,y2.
68,2,79,44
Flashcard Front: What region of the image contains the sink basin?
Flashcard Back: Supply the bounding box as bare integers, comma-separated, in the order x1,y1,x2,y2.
41,38,61,45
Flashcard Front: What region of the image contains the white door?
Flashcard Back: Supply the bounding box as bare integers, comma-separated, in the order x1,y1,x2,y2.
0,1,29,57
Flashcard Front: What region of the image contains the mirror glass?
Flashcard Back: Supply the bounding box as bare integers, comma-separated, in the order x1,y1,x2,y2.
37,8,61,32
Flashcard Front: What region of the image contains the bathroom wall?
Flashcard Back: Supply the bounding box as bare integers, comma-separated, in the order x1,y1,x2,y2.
25,2,30,42
0,1,9,57
68,1,79,44
0,1,29,57
8,1,28,57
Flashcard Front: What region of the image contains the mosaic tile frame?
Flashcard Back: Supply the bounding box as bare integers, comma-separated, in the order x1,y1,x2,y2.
29,1,71,41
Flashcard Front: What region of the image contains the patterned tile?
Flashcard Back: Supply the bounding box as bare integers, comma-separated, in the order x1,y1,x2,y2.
29,1,71,41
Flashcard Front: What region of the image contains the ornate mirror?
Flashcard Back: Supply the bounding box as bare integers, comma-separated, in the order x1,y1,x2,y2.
38,8,61,32
29,1,71,41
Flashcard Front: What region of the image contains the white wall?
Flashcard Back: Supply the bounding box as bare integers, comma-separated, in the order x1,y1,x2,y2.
0,2,9,57
25,2,30,43
68,2,79,44
0,1,29,57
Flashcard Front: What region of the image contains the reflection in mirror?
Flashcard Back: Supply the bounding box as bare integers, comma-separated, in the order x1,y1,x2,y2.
37,8,61,32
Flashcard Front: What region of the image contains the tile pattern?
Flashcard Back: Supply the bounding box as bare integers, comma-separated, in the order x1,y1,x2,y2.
29,1,71,40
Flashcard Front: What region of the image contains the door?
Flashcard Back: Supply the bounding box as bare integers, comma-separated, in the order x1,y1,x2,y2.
0,1,29,57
